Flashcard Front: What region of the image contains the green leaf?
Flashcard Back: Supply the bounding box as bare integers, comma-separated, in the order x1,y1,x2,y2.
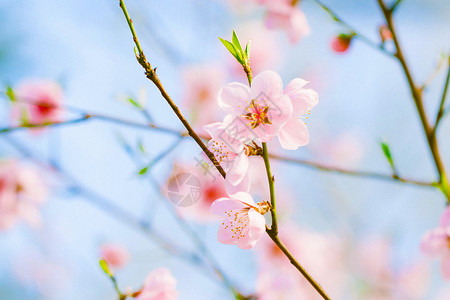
99,259,113,277
20,108,29,125
5,86,15,102
138,166,148,176
244,41,251,64
219,38,238,58
137,140,146,153
232,30,244,54
380,140,397,176
128,97,141,109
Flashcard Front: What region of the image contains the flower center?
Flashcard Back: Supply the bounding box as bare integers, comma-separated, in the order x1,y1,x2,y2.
223,207,251,240
210,140,232,164
243,99,271,129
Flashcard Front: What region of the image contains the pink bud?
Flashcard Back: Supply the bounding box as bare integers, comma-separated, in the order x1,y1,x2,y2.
330,34,353,53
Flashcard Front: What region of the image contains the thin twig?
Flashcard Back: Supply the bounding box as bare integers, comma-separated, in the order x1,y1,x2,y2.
311,0,394,58
261,143,278,235
377,0,450,201
118,0,226,178
433,56,450,135
266,227,331,300
420,55,448,91
269,153,434,187
0,115,92,133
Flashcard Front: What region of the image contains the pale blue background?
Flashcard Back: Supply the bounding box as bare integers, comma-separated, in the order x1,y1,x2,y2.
0,0,449,299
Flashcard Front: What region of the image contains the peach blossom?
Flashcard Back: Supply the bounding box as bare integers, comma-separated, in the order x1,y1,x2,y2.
0,160,47,230
12,79,63,128
137,268,178,300
330,34,353,53
211,191,266,249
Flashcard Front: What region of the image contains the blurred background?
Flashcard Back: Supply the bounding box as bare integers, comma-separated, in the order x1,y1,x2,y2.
0,0,449,299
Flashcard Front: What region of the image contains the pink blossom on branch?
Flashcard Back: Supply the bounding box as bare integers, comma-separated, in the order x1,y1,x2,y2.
210,191,268,249
100,243,131,270
0,160,47,230
330,34,354,53
12,79,63,128
217,70,318,150
136,268,178,300
420,206,450,280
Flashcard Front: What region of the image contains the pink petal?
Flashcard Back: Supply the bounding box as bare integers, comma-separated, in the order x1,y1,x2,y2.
203,122,225,140
225,171,250,195
286,9,310,44
217,219,240,245
238,209,266,249
226,152,249,186
250,71,284,103
278,117,309,150
285,79,318,116
439,206,450,228
441,253,450,280
210,198,247,215
420,228,448,257
218,82,251,115
230,191,256,207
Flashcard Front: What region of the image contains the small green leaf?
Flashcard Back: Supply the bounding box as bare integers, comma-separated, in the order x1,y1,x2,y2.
128,97,141,109
380,140,398,176
99,259,113,277
244,41,251,64
5,86,15,102
138,140,146,153
138,166,148,176
219,38,238,58
232,30,244,54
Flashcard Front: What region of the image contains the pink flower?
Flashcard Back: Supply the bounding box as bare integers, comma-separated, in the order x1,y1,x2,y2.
12,79,63,128
181,65,226,131
100,243,130,270
136,268,178,300
217,70,293,143
420,206,450,280
330,34,353,53
211,191,267,249
279,78,318,150
203,121,250,188
0,160,47,230
264,0,310,44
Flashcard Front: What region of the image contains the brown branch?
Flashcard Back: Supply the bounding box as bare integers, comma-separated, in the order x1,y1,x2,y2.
377,0,450,201
269,153,435,187
118,0,225,178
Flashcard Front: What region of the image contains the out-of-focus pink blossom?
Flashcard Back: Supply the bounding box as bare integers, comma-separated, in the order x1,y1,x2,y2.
315,131,365,168
0,160,47,230
280,78,318,150
100,243,130,270
211,191,267,249
12,79,63,128
355,237,430,299
256,223,346,299
330,34,353,53
182,65,226,132
264,0,310,44
136,268,178,300
420,206,450,280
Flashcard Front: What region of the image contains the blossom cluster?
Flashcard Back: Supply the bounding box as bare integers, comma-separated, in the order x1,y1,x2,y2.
201,70,318,248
